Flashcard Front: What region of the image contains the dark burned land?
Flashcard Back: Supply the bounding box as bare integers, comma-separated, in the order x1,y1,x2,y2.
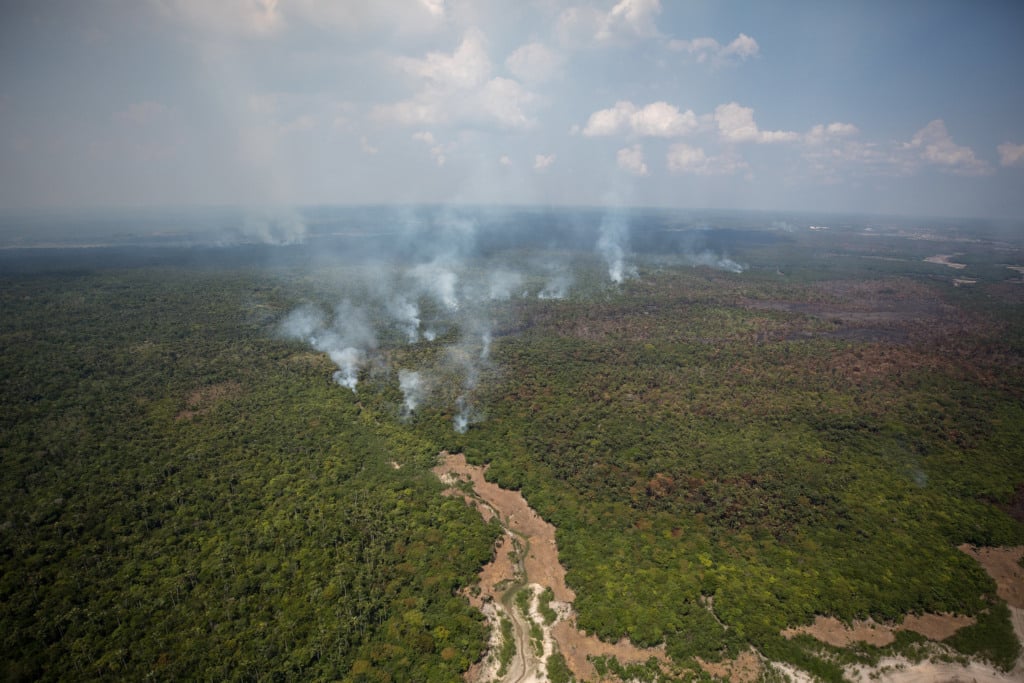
1,208,1023,682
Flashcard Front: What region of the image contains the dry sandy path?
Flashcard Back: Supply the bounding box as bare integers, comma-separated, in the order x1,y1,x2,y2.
434,452,666,682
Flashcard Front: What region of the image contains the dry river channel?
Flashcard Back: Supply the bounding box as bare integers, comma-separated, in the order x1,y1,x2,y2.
433,452,1024,683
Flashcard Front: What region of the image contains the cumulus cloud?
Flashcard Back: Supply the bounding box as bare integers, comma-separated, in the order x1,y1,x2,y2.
396,28,490,89
475,77,537,128
617,144,648,175
905,119,991,176
558,0,661,46
534,153,556,171
804,122,859,145
714,102,799,144
599,0,662,40
998,142,1024,167
505,42,563,84
582,100,697,137
667,143,748,175
412,131,448,166
668,33,759,64
375,29,537,129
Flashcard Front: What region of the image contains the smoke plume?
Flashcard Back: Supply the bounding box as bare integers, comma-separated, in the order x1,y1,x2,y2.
597,212,636,283
398,369,427,417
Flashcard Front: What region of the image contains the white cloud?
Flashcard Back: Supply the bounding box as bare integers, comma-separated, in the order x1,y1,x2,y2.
599,0,662,41
534,153,556,171
413,130,447,166
998,142,1024,167
667,143,747,175
581,101,635,136
617,144,648,175
375,29,538,130
505,42,563,84
396,28,491,89
804,121,859,145
668,33,759,64
582,100,697,137
419,0,444,18
905,119,991,176
476,77,536,129
630,101,698,137
714,102,799,144
558,0,661,46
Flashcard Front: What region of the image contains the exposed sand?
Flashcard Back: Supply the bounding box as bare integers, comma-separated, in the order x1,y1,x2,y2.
844,656,1023,683
696,649,762,683
435,452,572,602
924,254,968,269
781,613,976,648
958,545,1024,608
551,619,669,682
434,452,667,682
437,453,1024,683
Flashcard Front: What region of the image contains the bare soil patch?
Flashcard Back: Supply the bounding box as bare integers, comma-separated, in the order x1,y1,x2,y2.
782,612,976,648
958,545,1024,608
898,613,976,641
924,254,967,269
434,452,572,603
782,617,896,647
697,648,762,683
434,452,667,682
175,381,242,421
552,619,668,682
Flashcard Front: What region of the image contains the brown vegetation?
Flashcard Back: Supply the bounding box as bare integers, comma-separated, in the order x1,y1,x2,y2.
175,381,242,421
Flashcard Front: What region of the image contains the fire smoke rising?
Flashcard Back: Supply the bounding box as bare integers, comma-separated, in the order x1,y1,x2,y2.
597,213,637,284
398,369,427,417
280,301,377,393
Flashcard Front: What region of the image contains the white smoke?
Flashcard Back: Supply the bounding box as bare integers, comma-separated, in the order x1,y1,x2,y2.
329,347,364,391
597,213,636,284
239,208,308,245
539,273,572,299
443,321,493,432
410,260,460,310
683,250,746,273
280,300,377,393
488,269,524,300
387,295,421,343
279,304,324,340
398,369,427,416
480,329,492,361
453,395,471,434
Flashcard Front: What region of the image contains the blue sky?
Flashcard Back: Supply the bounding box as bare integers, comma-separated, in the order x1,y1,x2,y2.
2,0,1023,218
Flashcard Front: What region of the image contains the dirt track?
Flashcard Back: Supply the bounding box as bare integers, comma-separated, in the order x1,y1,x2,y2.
436,454,1024,683
434,452,666,682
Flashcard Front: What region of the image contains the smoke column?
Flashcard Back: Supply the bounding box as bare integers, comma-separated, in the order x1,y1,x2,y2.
597,213,636,283
398,369,426,416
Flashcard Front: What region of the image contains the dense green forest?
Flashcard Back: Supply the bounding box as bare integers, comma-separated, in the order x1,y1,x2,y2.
2,218,1023,680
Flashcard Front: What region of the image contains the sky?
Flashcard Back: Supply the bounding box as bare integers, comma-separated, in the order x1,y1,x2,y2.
1,0,1023,219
